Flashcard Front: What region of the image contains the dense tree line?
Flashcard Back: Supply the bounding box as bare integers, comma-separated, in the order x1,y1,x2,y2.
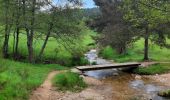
91,0,170,60
0,0,170,63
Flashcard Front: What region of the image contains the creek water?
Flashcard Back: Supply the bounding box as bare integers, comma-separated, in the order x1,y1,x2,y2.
84,50,170,100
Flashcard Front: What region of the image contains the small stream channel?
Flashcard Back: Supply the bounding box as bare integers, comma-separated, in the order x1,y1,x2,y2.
84,49,170,100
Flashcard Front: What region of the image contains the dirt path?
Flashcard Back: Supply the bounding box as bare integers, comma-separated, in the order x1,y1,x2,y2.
29,71,113,100
29,71,62,100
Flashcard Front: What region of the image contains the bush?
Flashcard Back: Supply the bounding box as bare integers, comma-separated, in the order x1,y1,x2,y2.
41,52,89,67
133,64,170,75
158,90,170,97
53,72,87,92
56,51,73,67
91,61,97,65
71,56,89,66
100,46,116,59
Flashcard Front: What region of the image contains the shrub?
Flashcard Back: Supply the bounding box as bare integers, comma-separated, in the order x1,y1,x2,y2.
100,46,116,59
158,90,170,97
91,61,97,65
133,64,170,75
72,56,90,66
53,72,87,92
56,51,73,66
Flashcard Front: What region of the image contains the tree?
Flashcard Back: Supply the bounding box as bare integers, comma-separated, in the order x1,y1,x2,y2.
37,0,82,60
13,0,22,59
0,0,83,63
123,0,170,60
90,0,136,54
1,0,15,58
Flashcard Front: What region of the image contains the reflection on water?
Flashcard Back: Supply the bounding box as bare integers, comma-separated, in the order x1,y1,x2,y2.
84,50,170,100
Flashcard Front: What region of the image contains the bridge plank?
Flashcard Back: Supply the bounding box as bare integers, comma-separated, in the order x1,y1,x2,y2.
76,62,141,71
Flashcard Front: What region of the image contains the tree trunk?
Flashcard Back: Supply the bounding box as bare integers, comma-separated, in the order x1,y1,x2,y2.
38,22,54,60
13,28,16,55
38,25,53,59
3,25,10,58
14,0,21,59
144,27,149,61
15,27,20,57
27,0,36,63
27,34,34,62
3,0,10,58
116,43,127,55
38,9,55,60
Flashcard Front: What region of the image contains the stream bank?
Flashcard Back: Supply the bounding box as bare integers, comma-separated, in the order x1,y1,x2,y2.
84,49,170,100
30,49,170,100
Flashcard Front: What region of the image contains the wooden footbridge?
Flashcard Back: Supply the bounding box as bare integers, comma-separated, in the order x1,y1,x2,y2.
76,62,141,71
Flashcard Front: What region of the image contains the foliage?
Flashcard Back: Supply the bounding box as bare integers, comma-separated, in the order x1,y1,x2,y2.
91,61,97,65
100,46,115,59
1,26,96,66
71,57,89,66
80,8,101,19
122,0,170,60
91,0,137,54
133,63,170,75
0,0,85,62
0,58,66,100
158,90,170,97
53,72,87,92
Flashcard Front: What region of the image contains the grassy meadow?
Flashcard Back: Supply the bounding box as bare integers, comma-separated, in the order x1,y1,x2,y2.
2,28,96,66
100,38,170,62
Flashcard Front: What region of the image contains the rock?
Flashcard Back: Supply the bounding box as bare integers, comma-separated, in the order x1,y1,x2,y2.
112,73,118,76
135,75,142,80
71,68,82,74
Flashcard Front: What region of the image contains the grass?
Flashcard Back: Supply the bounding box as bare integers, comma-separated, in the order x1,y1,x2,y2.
0,27,96,66
133,63,170,75
100,39,170,62
0,23,95,100
0,58,66,100
53,72,87,92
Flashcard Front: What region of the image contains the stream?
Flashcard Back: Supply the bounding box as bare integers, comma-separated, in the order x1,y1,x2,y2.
84,49,170,100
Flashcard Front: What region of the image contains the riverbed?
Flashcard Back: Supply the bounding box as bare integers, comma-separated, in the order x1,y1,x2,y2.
84,50,170,100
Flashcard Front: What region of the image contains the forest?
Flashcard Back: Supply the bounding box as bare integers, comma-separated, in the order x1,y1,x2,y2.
0,0,170,100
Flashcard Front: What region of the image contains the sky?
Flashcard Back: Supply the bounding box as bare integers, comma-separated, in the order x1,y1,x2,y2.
53,0,96,8
83,0,96,8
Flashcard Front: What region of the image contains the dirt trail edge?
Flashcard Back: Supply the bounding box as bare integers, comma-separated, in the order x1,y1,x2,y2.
29,71,61,100
29,70,113,100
